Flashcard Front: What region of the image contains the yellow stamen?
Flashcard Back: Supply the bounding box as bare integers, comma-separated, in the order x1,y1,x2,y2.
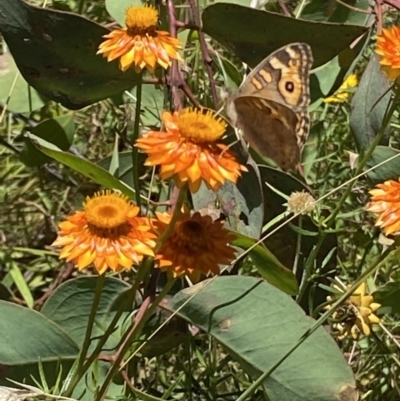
84,191,134,237
177,109,227,143
125,5,158,34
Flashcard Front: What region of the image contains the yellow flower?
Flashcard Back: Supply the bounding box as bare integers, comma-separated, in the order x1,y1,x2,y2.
367,178,400,235
135,108,247,193
52,191,156,274
324,74,358,103
376,25,400,80
153,211,237,282
285,191,316,215
326,282,381,340
97,5,182,73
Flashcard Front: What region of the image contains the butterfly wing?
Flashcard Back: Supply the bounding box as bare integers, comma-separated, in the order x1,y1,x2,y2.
233,96,300,170
238,43,313,112
229,43,313,170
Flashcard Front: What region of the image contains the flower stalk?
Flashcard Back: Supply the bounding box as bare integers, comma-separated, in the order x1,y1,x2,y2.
94,278,177,401
63,274,105,396
132,80,143,208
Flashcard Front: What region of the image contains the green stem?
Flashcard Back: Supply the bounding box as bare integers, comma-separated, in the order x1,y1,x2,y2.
77,0,85,14
236,245,394,401
62,264,147,397
292,215,302,277
94,278,176,401
132,81,143,208
63,274,105,397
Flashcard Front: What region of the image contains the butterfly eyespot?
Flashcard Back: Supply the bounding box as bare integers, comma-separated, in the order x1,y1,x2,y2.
285,81,294,92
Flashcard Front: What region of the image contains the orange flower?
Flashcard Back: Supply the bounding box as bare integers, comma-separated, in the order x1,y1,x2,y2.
154,211,237,282
367,178,400,235
52,191,156,274
135,108,247,193
375,25,400,80
97,5,181,73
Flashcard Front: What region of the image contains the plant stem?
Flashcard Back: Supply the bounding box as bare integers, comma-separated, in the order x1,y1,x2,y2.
94,278,176,401
132,81,143,208
63,274,105,397
292,215,302,277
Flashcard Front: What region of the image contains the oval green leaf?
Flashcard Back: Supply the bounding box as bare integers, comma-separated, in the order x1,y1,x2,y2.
0,301,79,365
168,276,355,401
0,0,140,109
41,276,130,351
366,146,400,183
202,3,368,68
350,55,391,149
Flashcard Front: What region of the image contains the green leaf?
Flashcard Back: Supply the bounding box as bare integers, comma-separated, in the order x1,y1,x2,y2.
30,135,136,198
0,53,47,113
301,0,370,25
7,260,34,308
20,114,75,167
123,84,164,127
0,301,79,365
350,55,391,149
140,84,164,126
192,139,264,240
366,146,400,183
168,276,356,401
41,276,130,352
374,281,400,314
72,361,124,401
0,0,140,109
202,3,368,68
310,30,368,108
233,233,298,295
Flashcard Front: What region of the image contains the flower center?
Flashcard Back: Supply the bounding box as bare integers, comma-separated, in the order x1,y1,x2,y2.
84,191,133,238
177,109,227,144
125,5,158,36
170,219,209,255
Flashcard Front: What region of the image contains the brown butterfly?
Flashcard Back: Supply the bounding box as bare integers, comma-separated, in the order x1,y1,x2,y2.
226,43,313,171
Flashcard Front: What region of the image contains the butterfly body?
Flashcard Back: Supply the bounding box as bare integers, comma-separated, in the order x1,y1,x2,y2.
227,43,313,171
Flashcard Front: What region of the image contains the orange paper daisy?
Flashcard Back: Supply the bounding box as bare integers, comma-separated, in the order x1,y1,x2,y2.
97,5,182,73
154,211,237,282
135,108,247,193
376,25,400,80
52,191,156,274
367,177,400,235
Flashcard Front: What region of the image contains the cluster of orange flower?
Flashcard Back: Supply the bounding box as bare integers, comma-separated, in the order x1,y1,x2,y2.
52,190,238,281
53,6,246,279
53,4,400,298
